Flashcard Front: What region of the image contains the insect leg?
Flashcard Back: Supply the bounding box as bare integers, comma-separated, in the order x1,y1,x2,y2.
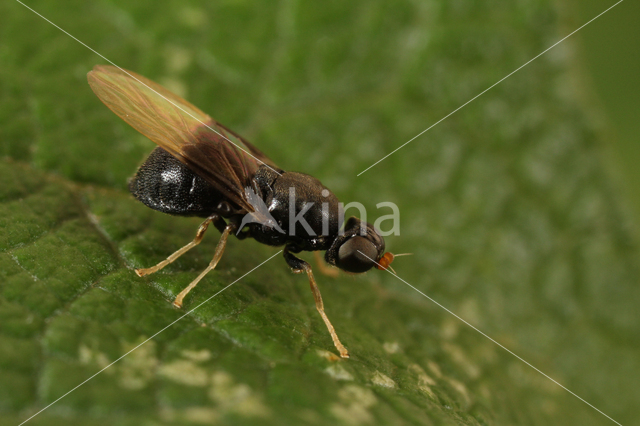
313,251,339,278
284,247,349,358
173,223,236,308
136,215,222,277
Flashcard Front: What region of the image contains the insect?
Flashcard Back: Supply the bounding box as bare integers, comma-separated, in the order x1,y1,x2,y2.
87,65,395,358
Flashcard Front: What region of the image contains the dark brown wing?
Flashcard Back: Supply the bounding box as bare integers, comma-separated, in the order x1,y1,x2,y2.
87,65,278,212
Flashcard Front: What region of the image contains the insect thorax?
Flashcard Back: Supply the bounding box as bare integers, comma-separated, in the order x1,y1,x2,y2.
248,165,343,250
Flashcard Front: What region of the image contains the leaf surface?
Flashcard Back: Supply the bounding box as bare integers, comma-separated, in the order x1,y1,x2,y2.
1,1,638,425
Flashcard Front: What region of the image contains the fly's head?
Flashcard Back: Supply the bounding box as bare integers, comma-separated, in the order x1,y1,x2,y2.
326,217,392,273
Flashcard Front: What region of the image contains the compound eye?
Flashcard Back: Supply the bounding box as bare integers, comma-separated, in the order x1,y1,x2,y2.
336,236,377,273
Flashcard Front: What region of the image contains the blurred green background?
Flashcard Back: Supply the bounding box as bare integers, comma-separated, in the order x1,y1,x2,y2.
576,0,640,224
0,0,638,425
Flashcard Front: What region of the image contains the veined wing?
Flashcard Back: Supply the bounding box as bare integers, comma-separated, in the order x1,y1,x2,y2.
87,65,278,211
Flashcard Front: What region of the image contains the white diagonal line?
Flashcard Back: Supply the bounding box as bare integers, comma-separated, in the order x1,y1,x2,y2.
18,250,282,426
358,250,623,426
357,0,624,176
13,0,281,176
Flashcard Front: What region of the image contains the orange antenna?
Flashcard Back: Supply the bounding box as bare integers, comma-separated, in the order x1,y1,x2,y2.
376,252,411,273
376,252,395,271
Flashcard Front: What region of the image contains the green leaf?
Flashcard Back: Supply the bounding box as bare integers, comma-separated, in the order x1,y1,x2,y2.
1,1,638,425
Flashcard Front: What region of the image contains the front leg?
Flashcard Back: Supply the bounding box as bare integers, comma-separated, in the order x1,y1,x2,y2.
284,246,349,358
313,251,339,278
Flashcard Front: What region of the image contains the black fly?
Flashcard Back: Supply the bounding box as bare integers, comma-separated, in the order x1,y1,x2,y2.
88,65,395,358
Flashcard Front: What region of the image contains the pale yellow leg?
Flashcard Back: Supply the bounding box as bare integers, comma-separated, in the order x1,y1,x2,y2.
136,217,214,277
313,251,339,278
173,224,233,308
303,266,349,358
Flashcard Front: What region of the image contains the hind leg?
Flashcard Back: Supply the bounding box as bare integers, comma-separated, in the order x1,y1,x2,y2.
172,223,236,308
135,215,224,277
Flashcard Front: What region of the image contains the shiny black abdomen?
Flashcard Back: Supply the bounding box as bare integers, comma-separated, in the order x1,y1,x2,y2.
129,147,222,217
